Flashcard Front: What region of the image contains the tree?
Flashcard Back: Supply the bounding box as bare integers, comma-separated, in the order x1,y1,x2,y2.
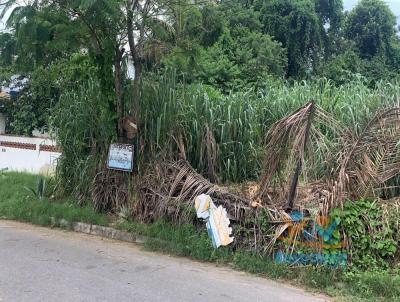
1,1,84,72
221,2,287,84
315,0,344,58
316,49,363,85
6,54,98,135
345,0,398,60
315,0,343,30
153,0,208,81
255,0,322,77
52,0,127,136
126,0,202,126
0,33,15,66
161,1,287,90
196,27,287,91
0,0,126,136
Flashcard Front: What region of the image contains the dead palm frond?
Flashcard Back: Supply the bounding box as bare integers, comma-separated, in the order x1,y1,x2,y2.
135,160,251,223
202,123,218,183
323,107,400,213
257,101,346,208
92,168,129,213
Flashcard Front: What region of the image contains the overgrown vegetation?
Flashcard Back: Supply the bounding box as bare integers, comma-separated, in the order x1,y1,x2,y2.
135,74,400,183
338,200,399,271
0,174,395,301
1,1,400,300
2,0,400,134
1,172,400,301
51,77,115,201
2,0,400,190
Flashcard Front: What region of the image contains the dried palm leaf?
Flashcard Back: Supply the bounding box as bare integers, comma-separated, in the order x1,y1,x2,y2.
324,107,400,213
257,101,346,208
92,168,129,213
135,160,252,223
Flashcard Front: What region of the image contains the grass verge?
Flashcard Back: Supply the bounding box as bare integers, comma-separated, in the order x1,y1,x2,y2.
115,219,400,302
1,172,399,302
0,172,108,226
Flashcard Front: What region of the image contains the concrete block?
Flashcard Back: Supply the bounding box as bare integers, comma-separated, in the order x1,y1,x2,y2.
72,222,92,234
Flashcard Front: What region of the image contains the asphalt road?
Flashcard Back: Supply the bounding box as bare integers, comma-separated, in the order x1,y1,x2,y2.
0,220,328,302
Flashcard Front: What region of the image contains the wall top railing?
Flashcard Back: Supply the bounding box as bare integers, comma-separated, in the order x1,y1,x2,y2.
0,135,61,153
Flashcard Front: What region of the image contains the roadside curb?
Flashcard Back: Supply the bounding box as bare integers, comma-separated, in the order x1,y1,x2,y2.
45,217,149,245
71,222,149,245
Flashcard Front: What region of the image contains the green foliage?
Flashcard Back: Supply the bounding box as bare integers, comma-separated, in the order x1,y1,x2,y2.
51,77,115,200
159,1,287,90
2,0,400,140
317,50,364,85
139,70,266,182
195,28,287,91
138,220,233,263
139,70,400,182
5,54,99,135
343,270,400,301
24,176,46,200
4,4,84,72
337,200,398,271
318,50,400,86
0,172,108,226
315,0,343,30
0,33,16,66
255,0,323,77
1,0,121,134
345,0,398,60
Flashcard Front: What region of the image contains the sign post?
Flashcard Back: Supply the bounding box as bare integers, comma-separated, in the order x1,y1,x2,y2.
107,143,134,172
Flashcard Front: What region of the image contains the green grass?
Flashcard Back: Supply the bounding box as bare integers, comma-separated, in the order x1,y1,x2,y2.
1,172,399,301
0,172,108,227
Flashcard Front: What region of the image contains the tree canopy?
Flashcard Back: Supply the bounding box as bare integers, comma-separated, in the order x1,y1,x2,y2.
0,0,400,135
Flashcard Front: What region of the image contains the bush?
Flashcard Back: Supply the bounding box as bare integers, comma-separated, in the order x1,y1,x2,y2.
338,200,399,270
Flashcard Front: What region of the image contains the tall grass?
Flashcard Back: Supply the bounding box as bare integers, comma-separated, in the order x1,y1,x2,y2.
51,71,400,190
51,78,115,200
138,71,400,182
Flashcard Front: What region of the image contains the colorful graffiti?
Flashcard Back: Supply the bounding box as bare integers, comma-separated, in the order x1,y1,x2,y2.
275,211,347,266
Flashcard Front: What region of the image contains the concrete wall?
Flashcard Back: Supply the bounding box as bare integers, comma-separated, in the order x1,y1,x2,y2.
0,135,61,175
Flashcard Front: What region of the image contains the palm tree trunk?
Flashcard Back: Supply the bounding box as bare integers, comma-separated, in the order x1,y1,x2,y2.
114,47,124,139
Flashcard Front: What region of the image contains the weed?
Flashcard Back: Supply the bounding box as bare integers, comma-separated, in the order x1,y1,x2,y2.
24,177,46,200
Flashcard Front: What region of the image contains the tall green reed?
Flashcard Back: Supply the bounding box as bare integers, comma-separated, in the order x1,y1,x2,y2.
51,78,115,201
139,71,400,183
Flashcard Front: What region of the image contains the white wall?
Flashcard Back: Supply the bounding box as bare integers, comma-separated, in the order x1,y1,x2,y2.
0,135,61,175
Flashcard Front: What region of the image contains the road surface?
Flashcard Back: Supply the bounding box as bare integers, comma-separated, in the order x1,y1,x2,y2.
0,220,328,302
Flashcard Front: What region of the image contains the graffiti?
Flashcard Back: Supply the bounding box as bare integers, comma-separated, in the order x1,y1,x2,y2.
275,211,347,266
274,250,347,266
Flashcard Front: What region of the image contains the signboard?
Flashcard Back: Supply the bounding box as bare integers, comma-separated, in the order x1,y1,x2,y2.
107,143,134,172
